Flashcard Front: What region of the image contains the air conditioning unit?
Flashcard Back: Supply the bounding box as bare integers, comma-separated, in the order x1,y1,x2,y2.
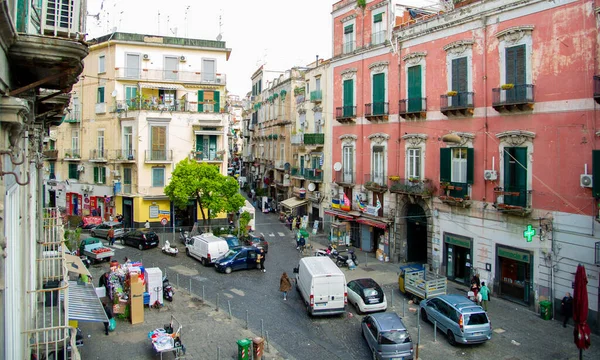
143,54,150,60
483,170,498,181
116,102,126,111
179,55,186,62
77,164,85,172
113,170,120,177
580,174,593,188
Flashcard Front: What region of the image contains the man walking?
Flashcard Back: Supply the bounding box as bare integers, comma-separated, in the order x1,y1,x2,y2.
479,281,490,311
107,226,115,246
561,292,573,327
258,248,266,273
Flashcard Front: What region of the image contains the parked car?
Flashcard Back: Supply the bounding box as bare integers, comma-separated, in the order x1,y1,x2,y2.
220,234,241,249
362,312,414,360
240,233,269,253
90,221,124,239
419,294,492,346
347,278,387,314
214,247,262,274
186,233,229,266
295,256,346,316
121,228,160,250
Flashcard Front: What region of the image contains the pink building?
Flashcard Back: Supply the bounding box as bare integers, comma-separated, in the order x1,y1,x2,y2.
329,0,599,326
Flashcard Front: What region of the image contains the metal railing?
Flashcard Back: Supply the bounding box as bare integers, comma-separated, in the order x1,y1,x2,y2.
334,170,354,184
145,149,173,162
291,134,304,145
364,173,386,187
115,67,227,84
492,84,535,106
310,90,322,102
64,149,81,159
336,106,356,119
110,149,136,161
43,150,59,159
89,149,107,161
291,167,304,177
304,133,324,145
191,151,224,162
399,98,427,114
440,92,475,111
64,105,81,123
343,41,355,54
304,168,323,182
365,102,389,117
389,178,434,196
371,30,387,45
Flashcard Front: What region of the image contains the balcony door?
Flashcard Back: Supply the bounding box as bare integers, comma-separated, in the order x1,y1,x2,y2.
125,53,140,78
503,147,527,207
451,57,468,107
505,45,526,103
372,146,384,185
342,145,353,183
407,65,422,112
164,56,178,81
151,126,167,160
343,79,354,117
123,126,133,159
372,73,385,115
202,59,216,82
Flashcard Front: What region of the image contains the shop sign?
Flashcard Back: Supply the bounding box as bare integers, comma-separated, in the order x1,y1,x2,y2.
149,205,159,218
124,199,133,205
445,235,471,249
498,247,530,263
523,224,536,242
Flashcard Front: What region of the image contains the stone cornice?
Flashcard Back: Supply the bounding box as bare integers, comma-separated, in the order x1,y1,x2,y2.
401,133,428,146
369,1,388,11
341,67,357,80
368,133,390,144
495,25,534,42
368,61,389,73
402,51,427,65
341,14,357,23
496,130,535,146
339,134,358,144
443,40,474,54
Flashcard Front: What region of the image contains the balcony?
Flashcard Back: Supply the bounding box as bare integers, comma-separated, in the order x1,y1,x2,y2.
310,90,322,103
291,134,304,146
275,160,285,169
343,41,355,54
439,182,471,208
493,187,532,216
304,168,323,182
389,177,434,198
122,184,133,194
371,30,387,46
115,68,227,85
304,133,325,145
307,190,323,202
191,151,224,162
365,102,389,121
89,149,108,162
594,76,600,104
145,149,173,163
492,84,535,112
335,106,357,124
296,94,305,104
334,170,354,186
291,167,304,178
64,105,81,123
110,149,136,162
440,92,474,116
43,149,58,160
63,149,81,161
364,173,388,192
95,102,107,114
398,98,427,120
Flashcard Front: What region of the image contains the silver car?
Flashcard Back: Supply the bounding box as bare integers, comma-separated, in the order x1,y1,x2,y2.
419,294,492,345
361,312,414,360
90,221,124,239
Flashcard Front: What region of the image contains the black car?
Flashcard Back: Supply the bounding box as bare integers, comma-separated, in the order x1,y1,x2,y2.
240,234,269,253
121,228,160,250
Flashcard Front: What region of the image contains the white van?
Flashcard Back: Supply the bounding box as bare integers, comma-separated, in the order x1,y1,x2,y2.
186,233,229,266
295,256,347,316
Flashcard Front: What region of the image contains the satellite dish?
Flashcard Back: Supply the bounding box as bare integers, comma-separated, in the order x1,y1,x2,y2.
308,183,316,192
284,174,290,179
333,162,342,171
111,90,118,98
216,34,222,41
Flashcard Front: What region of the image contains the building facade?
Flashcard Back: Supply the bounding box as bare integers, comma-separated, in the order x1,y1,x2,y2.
48,32,231,229
330,0,599,330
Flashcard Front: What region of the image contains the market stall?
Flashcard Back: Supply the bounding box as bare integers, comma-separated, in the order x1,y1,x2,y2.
330,221,350,246
101,260,148,324
149,315,185,359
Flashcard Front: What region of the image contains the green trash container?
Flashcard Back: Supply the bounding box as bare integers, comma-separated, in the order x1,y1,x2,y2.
237,338,252,360
540,300,552,320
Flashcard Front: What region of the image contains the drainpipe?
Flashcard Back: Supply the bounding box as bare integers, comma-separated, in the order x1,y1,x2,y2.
481,15,489,202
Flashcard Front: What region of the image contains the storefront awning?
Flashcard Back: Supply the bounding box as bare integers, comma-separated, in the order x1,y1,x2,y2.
281,197,309,210
356,217,389,230
194,130,223,136
62,281,109,323
324,209,355,221
140,82,185,90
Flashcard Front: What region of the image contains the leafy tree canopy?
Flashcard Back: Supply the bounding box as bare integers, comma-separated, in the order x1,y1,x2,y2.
164,159,245,226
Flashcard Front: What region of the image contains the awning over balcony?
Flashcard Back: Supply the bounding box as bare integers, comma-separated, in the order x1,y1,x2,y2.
194,130,223,136
324,209,355,221
140,82,185,90
281,197,309,210
356,217,389,229
61,281,109,323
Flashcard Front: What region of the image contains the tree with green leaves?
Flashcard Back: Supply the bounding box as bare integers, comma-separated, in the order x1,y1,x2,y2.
164,159,245,229
238,211,252,237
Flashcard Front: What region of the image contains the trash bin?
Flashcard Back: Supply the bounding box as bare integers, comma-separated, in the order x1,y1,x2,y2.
237,338,252,360
540,300,552,320
252,337,265,360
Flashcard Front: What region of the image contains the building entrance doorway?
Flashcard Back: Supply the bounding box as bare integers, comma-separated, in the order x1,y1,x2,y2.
174,201,196,229
406,204,427,263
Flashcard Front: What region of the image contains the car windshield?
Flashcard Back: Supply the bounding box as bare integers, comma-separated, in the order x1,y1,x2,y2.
466,312,489,325
379,330,409,344
220,250,237,261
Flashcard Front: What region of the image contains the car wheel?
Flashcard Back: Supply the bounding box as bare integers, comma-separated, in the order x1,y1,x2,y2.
202,258,208,266
447,330,456,346
138,244,143,251
90,231,95,237
420,308,428,323
120,238,125,245
186,248,190,256
225,267,232,274
355,303,363,315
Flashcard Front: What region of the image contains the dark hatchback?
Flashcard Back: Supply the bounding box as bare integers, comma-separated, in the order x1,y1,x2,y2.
240,234,269,253
121,228,160,250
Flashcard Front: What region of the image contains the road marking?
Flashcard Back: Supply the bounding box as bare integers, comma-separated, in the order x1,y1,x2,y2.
494,328,506,334
260,232,265,237
268,233,275,237
111,244,124,250
278,232,285,237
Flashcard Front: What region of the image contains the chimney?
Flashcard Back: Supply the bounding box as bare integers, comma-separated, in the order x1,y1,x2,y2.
315,55,319,68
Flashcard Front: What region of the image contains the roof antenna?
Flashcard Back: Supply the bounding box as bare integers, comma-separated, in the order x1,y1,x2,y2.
216,11,223,41
184,6,190,38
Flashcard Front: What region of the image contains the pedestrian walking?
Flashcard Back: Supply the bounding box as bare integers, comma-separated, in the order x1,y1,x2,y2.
107,226,115,246
479,281,490,311
102,301,114,335
561,292,573,327
144,220,150,229
279,272,292,300
471,273,481,289
258,249,266,273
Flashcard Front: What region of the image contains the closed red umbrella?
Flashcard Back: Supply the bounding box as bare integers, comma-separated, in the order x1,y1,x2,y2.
573,264,591,359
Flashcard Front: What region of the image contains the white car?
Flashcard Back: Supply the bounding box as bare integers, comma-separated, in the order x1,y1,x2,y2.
347,278,387,314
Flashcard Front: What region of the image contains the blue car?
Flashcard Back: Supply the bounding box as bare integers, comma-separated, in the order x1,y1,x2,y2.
214,247,262,274
220,234,241,249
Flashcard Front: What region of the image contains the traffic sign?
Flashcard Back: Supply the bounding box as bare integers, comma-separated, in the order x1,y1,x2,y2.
160,218,168,226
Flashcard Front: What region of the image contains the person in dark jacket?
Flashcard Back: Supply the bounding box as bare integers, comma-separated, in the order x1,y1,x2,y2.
561,292,573,327
102,301,114,335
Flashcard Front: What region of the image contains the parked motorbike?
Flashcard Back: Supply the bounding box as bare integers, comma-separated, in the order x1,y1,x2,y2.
163,276,174,302
335,249,358,267
179,228,191,244
315,245,333,257
161,240,179,256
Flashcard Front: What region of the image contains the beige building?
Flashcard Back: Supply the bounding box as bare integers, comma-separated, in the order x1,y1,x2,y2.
49,32,231,228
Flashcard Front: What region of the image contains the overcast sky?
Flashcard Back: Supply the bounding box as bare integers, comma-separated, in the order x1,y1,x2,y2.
86,0,333,97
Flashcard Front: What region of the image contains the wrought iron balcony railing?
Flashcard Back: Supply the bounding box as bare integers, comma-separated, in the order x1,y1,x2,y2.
291,167,304,177
115,68,226,84
334,170,354,185
398,98,427,115
440,92,475,114
192,151,224,162
343,41,355,54
389,178,434,197
492,84,535,108
335,106,356,122
304,133,324,145
64,149,81,159
364,173,387,190
365,102,389,118
304,168,323,182
110,149,136,161
89,149,107,161
310,90,322,102
145,149,173,162
371,30,387,45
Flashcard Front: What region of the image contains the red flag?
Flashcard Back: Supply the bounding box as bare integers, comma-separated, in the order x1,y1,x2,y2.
341,193,351,211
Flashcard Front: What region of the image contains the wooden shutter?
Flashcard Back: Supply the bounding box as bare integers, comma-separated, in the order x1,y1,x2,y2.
504,147,527,206
372,73,385,114
374,13,382,23
196,135,203,152
407,65,421,112
100,167,106,184
214,90,220,113
466,147,474,184
209,135,217,155
197,90,204,112
93,167,99,183
452,57,468,107
594,150,600,198
344,25,353,34
343,79,353,117
440,148,451,182
506,45,526,85
97,87,104,103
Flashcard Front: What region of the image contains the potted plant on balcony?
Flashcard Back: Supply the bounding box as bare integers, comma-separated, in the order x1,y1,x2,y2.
388,175,400,182
447,91,458,96
440,182,454,190
64,152,71,158
408,177,420,183
501,83,514,90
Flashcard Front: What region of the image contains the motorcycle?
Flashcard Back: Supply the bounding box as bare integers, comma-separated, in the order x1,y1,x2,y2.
335,249,358,268
179,228,191,245
161,240,179,256
163,276,174,302
315,245,333,257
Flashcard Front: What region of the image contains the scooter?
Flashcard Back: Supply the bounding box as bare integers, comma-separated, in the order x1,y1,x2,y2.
335,249,358,267
179,228,190,244
163,276,174,302
161,240,179,256
315,245,333,257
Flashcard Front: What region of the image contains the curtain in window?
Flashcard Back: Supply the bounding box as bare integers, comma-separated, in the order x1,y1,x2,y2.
451,148,467,183
372,146,384,184
407,148,421,179
343,146,353,183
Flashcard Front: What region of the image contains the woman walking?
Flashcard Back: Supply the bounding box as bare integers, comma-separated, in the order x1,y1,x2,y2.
279,272,292,300
479,281,490,311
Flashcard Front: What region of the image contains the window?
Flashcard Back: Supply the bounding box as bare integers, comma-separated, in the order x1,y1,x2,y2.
280,143,284,161
315,111,323,133
152,168,165,187
98,55,105,73
97,87,105,104
343,145,354,183
372,73,386,115
505,45,527,102
372,12,385,45
197,90,220,113
164,56,179,80
343,24,354,53
503,147,527,207
195,134,217,160
451,57,468,107
343,79,354,117
49,162,55,179
68,164,78,179
316,78,321,92
202,59,216,82
125,53,140,78
97,130,105,158
125,86,137,107
159,89,175,106
407,148,421,179
151,126,167,161
407,65,422,112
71,129,79,156
451,148,467,183
372,146,385,185
123,126,133,158
94,166,106,184
440,147,473,197
123,167,132,193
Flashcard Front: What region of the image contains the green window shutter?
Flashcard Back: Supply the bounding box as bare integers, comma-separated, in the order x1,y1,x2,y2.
374,13,383,23
373,73,385,115
440,148,451,182
196,135,203,152
505,45,526,85
101,167,106,184
593,150,600,198
214,90,220,113
68,164,77,179
209,135,217,153
407,65,422,112
466,147,474,184
451,57,468,93
197,90,204,112
344,25,353,34
125,87,137,101
504,147,527,206
93,167,99,183
343,79,354,117
97,87,105,103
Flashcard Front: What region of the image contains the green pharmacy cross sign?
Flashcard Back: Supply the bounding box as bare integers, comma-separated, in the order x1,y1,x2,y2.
523,224,536,242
